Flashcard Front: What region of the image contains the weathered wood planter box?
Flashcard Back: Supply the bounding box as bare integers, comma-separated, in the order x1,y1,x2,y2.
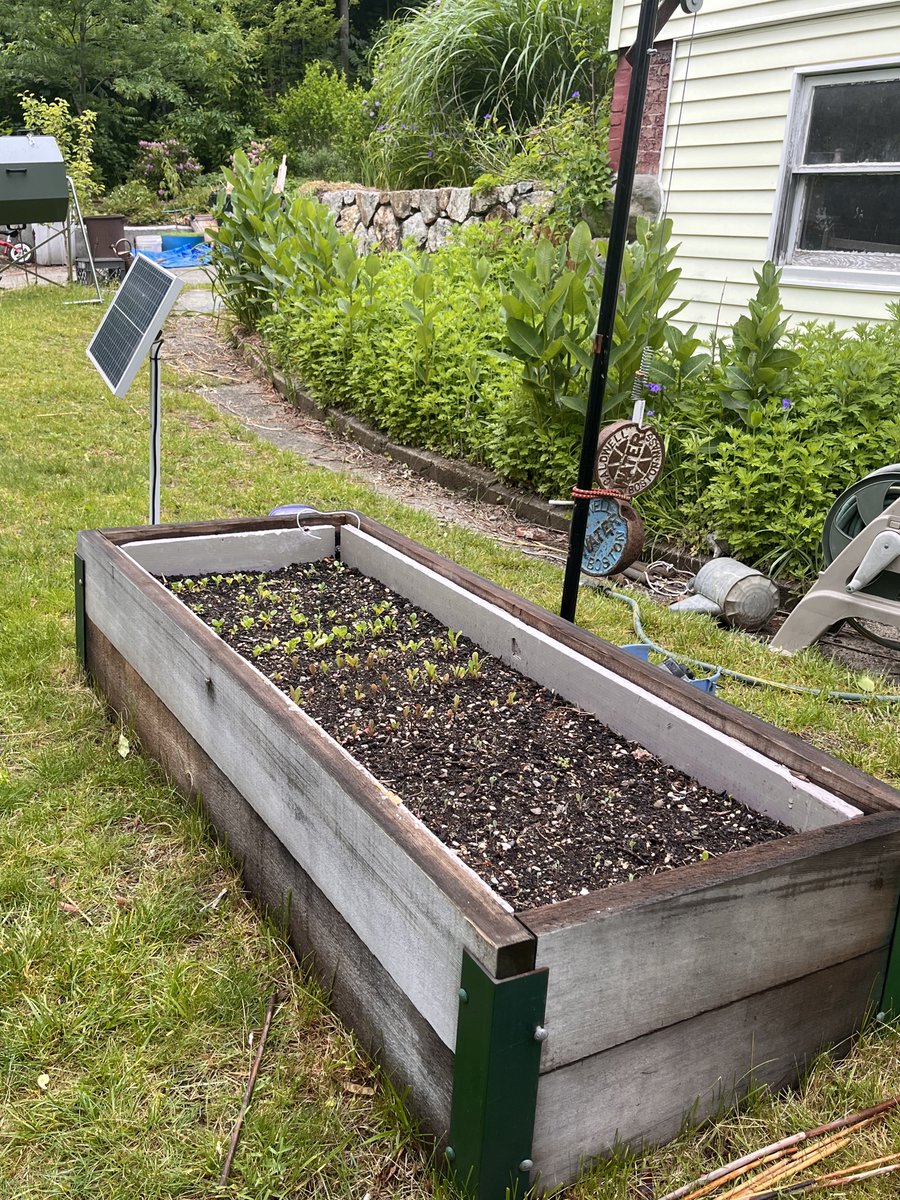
76,514,900,1197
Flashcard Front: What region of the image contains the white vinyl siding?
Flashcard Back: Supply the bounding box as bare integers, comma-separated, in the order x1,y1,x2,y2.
621,2,900,330
610,0,896,51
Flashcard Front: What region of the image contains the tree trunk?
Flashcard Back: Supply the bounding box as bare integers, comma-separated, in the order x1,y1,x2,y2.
339,0,350,78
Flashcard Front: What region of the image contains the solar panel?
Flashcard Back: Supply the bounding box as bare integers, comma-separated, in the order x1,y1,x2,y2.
86,255,183,397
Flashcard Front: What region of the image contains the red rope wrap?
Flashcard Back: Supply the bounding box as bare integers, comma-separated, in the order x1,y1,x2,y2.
571,486,626,500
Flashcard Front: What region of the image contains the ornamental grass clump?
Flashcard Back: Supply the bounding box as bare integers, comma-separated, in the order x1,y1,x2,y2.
365,0,613,187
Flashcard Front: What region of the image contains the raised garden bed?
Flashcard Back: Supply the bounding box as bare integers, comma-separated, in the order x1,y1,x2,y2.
76,513,900,1198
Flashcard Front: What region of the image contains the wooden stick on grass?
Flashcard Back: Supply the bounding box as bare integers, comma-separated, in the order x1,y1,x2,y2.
716,1131,857,1200
656,1098,900,1200
219,992,279,1186
745,1151,900,1199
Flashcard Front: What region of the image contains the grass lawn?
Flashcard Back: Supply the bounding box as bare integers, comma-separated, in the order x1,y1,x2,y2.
1,285,899,1198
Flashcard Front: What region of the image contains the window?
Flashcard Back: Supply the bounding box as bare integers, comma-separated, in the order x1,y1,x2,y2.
775,66,900,281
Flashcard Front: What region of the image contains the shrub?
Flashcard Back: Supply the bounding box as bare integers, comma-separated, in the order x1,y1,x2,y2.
95,181,166,224
471,102,613,233
367,0,612,187
216,157,900,574
270,63,372,181
135,138,202,201
18,93,100,204
210,151,346,327
639,303,900,577
214,158,685,501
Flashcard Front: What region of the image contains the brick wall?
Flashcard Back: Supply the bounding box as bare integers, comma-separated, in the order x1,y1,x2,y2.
608,42,672,175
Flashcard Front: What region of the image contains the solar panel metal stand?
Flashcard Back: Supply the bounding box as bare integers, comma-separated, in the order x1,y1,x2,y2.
149,335,163,525
86,255,183,526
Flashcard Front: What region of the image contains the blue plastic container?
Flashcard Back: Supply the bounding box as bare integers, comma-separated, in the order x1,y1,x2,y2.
620,643,720,695
161,232,203,251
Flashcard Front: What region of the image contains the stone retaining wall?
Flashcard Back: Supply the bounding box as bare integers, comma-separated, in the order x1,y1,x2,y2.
317,183,554,252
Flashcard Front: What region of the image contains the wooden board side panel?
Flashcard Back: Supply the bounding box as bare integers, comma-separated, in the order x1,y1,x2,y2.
342,528,857,832
87,624,453,1134
531,950,885,1190
527,820,900,1069
78,532,533,1053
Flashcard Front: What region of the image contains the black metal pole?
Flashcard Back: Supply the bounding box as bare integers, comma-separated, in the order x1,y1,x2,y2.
149,336,163,525
559,0,664,622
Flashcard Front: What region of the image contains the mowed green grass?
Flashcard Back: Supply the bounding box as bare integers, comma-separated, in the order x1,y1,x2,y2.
1,285,899,1198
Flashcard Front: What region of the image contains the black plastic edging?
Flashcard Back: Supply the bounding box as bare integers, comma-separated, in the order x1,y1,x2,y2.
879,882,900,1019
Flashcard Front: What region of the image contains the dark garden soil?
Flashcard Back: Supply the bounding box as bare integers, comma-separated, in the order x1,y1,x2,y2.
163,559,790,909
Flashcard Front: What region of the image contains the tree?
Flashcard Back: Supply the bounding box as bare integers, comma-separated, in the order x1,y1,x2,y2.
0,0,256,181
232,0,338,97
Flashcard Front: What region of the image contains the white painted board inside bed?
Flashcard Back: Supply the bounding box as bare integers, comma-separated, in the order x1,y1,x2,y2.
124,526,335,575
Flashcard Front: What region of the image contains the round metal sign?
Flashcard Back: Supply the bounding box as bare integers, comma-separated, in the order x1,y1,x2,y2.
595,420,665,497
581,495,644,577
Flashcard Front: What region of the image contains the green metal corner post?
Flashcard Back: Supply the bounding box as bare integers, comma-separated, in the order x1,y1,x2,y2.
448,951,549,1199
880,887,900,1019
74,552,87,674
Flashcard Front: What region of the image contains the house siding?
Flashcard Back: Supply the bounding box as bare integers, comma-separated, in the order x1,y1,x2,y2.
609,1,900,330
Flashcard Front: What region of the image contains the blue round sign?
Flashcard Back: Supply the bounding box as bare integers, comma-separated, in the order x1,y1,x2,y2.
582,495,643,577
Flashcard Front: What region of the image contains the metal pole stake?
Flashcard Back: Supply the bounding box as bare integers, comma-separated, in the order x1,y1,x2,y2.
149,335,163,525
560,0,671,622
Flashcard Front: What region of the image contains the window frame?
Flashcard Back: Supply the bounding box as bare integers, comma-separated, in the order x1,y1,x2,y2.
771,59,900,291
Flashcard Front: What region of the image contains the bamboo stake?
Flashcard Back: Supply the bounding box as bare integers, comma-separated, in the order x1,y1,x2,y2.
694,1121,879,1200
715,1130,857,1200
656,1098,900,1200
682,1136,847,1200
676,1148,804,1200
219,992,279,1185
745,1154,900,1200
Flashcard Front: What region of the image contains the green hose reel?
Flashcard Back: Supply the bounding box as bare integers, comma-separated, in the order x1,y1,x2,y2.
822,465,900,603
771,465,900,654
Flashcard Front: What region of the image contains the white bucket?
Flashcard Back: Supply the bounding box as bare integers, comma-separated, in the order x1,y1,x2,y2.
134,234,162,253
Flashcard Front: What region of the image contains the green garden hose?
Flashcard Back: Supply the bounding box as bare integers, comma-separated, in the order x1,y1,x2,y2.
598,586,900,705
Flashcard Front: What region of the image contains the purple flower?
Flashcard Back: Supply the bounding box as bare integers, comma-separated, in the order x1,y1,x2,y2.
483,112,492,121
571,90,581,99
646,382,663,394
426,150,433,157
781,397,792,409
647,409,656,417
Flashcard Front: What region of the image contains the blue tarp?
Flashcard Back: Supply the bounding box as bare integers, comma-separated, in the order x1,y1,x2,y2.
132,241,211,269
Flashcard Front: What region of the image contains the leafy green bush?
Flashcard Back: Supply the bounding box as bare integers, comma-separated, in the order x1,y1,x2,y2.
264,233,522,463
18,93,100,203
271,62,372,181
95,181,166,224
366,0,612,187
717,262,801,427
210,150,345,326
135,137,202,201
497,217,684,422
640,298,900,577
472,103,613,232
214,158,685,500
217,157,900,574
